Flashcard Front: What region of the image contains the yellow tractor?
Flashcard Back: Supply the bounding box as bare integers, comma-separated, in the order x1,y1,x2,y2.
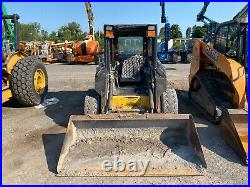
2,11,48,106
189,19,248,164
56,24,207,177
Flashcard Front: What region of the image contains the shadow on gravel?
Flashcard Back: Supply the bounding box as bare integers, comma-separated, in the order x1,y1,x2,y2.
44,91,88,127
177,91,243,165
43,90,96,174
160,127,205,167
196,124,243,165
57,62,97,65
42,133,65,174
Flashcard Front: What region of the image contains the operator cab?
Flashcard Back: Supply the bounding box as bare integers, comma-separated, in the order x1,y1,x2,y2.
213,20,248,95
213,20,248,68
103,24,158,95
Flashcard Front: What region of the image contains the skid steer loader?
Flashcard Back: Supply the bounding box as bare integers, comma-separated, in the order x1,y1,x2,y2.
189,19,248,165
2,5,48,106
57,24,206,176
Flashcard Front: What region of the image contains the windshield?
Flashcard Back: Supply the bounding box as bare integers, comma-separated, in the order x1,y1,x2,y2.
226,24,238,57
118,37,143,55
214,23,238,57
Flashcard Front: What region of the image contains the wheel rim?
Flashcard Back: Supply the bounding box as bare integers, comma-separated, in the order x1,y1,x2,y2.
34,69,46,93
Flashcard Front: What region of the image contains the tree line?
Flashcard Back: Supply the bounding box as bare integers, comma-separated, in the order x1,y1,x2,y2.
19,21,208,48
158,24,208,40
19,21,104,48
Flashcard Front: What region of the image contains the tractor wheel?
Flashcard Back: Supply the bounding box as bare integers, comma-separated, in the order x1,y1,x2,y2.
161,88,178,114
83,90,100,114
10,56,48,106
95,54,104,65
121,55,142,82
122,56,140,77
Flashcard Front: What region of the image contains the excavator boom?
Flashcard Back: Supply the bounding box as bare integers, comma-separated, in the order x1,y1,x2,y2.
85,2,95,40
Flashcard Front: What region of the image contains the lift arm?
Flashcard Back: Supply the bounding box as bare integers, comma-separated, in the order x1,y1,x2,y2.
197,2,210,22
85,2,95,40
160,2,170,55
196,2,218,43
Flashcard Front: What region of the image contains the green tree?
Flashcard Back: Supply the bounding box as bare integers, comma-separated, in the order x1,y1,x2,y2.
48,31,59,42
158,25,183,40
94,31,104,50
173,41,181,49
41,29,49,41
58,22,83,41
81,32,88,40
158,26,165,41
170,24,182,39
192,25,208,38
19,22,41,41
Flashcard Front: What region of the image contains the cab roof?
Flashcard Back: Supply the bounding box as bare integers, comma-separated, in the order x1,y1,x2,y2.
104,24,157,37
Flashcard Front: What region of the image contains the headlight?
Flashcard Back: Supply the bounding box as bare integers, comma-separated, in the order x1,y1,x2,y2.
105,25,113,31
148,25,155,31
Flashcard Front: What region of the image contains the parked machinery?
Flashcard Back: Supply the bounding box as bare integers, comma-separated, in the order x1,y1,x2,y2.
157,2,173,63
157,2,188,64
66,2,100,64
2,4,48,106
56,24,207,176
189,13,248,165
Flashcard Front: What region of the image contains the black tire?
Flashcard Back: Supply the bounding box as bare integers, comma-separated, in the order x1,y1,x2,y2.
95,54,104,65
161,88,178,114
121,55,142,81
83,90,100,114
173,54,179,64
10,56,48,106
126,56,140,76
94,55,99,65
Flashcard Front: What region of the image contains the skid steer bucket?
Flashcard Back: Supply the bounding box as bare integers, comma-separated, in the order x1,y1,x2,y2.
57,113,206,176
220,109,248,165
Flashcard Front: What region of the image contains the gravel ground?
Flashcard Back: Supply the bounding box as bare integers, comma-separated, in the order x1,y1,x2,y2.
2,63,248,184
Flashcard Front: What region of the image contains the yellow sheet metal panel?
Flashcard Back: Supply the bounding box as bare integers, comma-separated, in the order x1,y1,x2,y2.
2,88,12,104
189,40,247,108
220,109,248,165
111,95,150,110
240,135,248,154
